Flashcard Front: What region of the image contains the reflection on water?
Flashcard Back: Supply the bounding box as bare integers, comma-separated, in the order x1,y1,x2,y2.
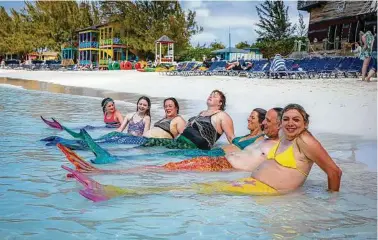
0,80,376,239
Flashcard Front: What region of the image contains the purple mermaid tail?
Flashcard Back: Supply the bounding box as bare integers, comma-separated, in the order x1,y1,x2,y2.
40,116,64,130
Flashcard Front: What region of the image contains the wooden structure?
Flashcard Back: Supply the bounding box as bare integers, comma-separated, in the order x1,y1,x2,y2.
298,1,377,52
27,52,39,61
98,22,127,69
78,26,99,67
40,52,59,60
155,35,174,64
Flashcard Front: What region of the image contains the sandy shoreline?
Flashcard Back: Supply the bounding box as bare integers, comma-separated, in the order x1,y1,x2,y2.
0,69,376,139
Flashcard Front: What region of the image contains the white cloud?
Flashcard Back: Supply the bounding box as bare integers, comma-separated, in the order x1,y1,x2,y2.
181,0,204,10
201,16,258,29
190,32,218,45
195,8,210,18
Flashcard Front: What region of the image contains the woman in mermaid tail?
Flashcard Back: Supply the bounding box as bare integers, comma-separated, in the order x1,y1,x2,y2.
43,90,234,151
57,106,264,164
57,107,269,167
102,97,124,128
124,107,267,158
41,97,124,130
116,96,151,136
62,104,342,202
41,97,185,150
141,90,235,150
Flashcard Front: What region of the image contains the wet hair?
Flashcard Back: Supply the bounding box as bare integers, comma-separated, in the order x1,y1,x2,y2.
101,97,114,113
137,96,151,116
282,104,309,124
164,97,180,114
272,107,283,122
212,90,226,110
252,108,267,130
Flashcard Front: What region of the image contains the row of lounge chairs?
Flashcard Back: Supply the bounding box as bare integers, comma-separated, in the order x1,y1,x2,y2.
164,56,370,79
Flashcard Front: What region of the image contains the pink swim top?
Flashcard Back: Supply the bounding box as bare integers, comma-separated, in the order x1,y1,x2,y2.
104,112,120,128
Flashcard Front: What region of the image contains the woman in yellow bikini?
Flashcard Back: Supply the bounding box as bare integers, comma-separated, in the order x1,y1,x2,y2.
62,104,342,201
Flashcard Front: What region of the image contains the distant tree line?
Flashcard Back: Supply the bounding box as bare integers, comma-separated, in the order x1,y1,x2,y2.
0,0,307,61
0,1,202,60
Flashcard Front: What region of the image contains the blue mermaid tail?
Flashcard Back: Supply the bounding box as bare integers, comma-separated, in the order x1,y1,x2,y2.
41,130,148,150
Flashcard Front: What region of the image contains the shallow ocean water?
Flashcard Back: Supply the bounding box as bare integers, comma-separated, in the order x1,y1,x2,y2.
0,78,376,239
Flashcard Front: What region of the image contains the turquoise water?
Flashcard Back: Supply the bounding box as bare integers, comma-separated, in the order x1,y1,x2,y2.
0,81,376,239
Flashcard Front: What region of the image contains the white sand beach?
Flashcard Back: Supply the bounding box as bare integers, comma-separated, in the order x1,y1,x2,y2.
0,69,376,139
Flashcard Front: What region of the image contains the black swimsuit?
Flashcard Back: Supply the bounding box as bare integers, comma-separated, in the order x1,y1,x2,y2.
154,118,175,138
181,111,222,150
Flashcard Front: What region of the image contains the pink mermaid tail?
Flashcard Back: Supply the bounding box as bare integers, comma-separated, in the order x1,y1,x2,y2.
62,165,135,202
41,116,63,130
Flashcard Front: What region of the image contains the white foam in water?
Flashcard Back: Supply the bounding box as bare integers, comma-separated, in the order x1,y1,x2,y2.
0,83,25,90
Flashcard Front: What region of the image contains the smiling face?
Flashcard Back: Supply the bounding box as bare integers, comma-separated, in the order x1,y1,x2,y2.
105,101,115,114
262,109,280,138
137,99,149,114
164,100,178,118
281,109,308,140
247,111,261,131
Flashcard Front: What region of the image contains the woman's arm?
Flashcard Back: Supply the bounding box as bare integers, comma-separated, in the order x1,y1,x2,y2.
219,112,235,143
297,133,342,192
174,116,186,134
143,116,151,134
115,110,124,125
116,113,131,132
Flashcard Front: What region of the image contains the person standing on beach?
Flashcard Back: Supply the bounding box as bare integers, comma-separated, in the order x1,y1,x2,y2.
117,96,151,136
359,31,375,81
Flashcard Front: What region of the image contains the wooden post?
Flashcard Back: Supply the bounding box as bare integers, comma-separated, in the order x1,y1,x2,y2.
159,42,162,64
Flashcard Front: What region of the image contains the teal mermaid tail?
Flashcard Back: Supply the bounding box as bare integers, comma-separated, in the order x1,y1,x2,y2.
41,130,148,150
80,129,118,164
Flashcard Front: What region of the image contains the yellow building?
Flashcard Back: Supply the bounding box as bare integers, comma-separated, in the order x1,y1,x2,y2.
98,22,127,69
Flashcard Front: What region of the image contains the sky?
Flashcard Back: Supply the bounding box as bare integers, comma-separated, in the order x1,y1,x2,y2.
1,0,309,47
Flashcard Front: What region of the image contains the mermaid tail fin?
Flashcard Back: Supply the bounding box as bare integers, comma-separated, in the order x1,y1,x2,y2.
63,126,82,139
40,116,82,139
41,116,63,130
57,144,100,173
61,165,132,202
80,129,117,164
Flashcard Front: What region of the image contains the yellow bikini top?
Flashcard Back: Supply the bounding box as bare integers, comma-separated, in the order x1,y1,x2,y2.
266,139,308,176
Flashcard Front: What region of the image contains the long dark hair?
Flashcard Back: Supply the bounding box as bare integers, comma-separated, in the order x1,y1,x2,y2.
252,108,267,130
137,96,151,116
164,97,180,114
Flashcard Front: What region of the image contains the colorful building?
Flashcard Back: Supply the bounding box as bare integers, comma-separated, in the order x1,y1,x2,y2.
98,22,127,69
77,26,99,67
211,47,263,61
